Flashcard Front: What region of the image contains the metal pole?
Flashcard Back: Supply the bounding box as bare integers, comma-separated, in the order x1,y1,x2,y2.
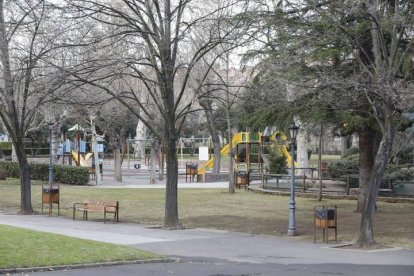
180,138,183,169
90,116,100,185
48,122,54,186
77,125,80,167
288,142,297,236
127,135,130,177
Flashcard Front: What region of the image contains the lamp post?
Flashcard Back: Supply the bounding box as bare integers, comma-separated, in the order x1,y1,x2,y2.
90,115,100,185
288,122,299,236
48,121,54,186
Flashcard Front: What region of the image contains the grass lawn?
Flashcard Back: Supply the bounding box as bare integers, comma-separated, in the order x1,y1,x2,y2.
0,224,159,269
1,178,413,249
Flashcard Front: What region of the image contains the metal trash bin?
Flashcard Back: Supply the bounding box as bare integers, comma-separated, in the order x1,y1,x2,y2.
186,163,198,182
42,185,60,215
235,171,249,189
314,205,337,243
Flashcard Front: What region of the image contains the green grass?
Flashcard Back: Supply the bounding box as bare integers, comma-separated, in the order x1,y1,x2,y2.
1,179,413,250
0,225,160,269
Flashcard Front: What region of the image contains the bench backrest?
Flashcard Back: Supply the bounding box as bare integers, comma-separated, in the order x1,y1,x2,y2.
83,200,118,212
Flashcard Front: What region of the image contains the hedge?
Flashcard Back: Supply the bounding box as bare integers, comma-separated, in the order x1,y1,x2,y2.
327,159,359,178
384,165,414,181
0,161,89,185
0,142,12,150
0,142,12,157
327,160,414,181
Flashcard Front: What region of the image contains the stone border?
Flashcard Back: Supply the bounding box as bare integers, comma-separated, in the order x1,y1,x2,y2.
0,257,179,275
325,243,403,253
247,186,414,204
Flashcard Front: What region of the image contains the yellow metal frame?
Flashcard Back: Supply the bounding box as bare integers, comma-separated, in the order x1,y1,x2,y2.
197,130,297,175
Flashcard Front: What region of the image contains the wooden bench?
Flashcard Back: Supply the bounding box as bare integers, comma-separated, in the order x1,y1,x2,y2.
73,200,119,223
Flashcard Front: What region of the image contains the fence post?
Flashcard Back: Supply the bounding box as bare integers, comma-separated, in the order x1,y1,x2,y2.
346,175,350,195
303,173,306,192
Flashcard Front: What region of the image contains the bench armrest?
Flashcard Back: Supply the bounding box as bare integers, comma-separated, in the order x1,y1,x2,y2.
73,202,86,209
104,201,119,211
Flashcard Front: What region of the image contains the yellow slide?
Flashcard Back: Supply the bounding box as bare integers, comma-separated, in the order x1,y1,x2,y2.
281,145,297,168
71,150,88,167
85,152,93,162
271,130,297,168
198,133,242,174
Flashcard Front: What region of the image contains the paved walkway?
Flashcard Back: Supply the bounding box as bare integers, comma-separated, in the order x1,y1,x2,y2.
5,161,411,274
0,213,413,267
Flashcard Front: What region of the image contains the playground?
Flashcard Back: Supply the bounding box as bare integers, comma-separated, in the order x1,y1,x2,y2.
0,125,408,201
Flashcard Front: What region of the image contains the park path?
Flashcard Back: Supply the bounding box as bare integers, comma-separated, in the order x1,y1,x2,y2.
0,213,413,267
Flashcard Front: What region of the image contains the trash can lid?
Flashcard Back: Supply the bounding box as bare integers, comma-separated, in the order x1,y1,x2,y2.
43,187,59,193
315,208,335,219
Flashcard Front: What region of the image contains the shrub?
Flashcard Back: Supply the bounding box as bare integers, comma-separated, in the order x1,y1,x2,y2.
0,142,12,150
326,161,414,181
384,165,414,181
342,147,359,159
54,166,89,185
30,163,50,181
0,161,20,178
0,142,12,158
267,145,288,174
327,159,359,178
0,168,6,180
396,150,414,165
0,161,89,185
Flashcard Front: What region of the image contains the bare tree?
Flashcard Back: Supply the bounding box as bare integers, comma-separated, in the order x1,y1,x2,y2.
97,101,137,182
60,0,246,228
0,0,69,213
199,51,250,193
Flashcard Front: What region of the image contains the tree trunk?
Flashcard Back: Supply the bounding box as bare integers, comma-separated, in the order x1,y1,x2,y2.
11,144,17,161
114,147,122,182
15,140,32,214
226,108,235,193
356,128,375,213
199,100,221,173
52,124,60,163
150,142,157,184
164,138,180,228
340,136,349,157
134,119,146,160
296,125,309,176
317,124,323,201
159,144,164,181
357,113,395,247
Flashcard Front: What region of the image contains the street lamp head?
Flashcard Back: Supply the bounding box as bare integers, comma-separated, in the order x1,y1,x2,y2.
288,122,299,141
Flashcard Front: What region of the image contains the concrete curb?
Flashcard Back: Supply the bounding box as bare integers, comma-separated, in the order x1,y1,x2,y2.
0,257,180,275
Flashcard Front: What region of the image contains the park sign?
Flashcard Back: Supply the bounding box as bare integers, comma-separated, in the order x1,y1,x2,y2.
199,146,209,161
